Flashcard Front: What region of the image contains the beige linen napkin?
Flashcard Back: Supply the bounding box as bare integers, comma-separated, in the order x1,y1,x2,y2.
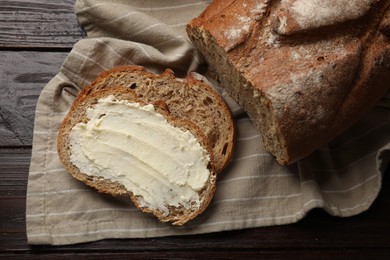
26,0,390,245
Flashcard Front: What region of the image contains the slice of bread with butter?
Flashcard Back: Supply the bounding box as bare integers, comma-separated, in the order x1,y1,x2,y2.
57,66,235,225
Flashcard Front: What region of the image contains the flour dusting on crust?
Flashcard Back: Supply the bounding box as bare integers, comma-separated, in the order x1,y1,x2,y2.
276,0,378,35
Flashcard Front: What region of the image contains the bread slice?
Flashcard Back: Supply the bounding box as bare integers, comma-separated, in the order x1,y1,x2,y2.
57,67,234,225
186,0,390,165
81,65,235,174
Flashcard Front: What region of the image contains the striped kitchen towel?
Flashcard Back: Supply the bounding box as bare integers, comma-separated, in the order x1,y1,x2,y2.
26,0,390,245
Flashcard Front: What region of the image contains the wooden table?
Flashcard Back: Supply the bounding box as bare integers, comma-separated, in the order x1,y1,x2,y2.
1,1,389,259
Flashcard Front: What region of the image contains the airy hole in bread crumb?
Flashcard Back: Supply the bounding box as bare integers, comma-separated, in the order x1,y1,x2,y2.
222,142,228,155
129,83,137,89
203,96,213,106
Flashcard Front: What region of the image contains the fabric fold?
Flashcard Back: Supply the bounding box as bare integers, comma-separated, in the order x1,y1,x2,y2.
73,0,206,76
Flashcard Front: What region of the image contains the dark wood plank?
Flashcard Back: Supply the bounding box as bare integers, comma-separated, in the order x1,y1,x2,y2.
0,150,30,197
0,149,30,251
0,51,68,146
0,0,85,48
3,251,390,260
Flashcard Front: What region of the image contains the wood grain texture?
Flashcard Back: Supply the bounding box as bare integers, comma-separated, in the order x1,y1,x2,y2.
0,51,68,146
0,0,85,48
3,251,390,260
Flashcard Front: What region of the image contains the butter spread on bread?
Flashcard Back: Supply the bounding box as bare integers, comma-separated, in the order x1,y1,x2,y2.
83,65,235,174
70,96,211,216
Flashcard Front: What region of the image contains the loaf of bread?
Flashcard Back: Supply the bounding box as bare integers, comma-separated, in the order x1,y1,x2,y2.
187,0,390,165
57,66,234,225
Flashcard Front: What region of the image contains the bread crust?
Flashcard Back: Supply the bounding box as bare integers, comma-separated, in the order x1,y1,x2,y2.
187,0,390,164
57,66,234,225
